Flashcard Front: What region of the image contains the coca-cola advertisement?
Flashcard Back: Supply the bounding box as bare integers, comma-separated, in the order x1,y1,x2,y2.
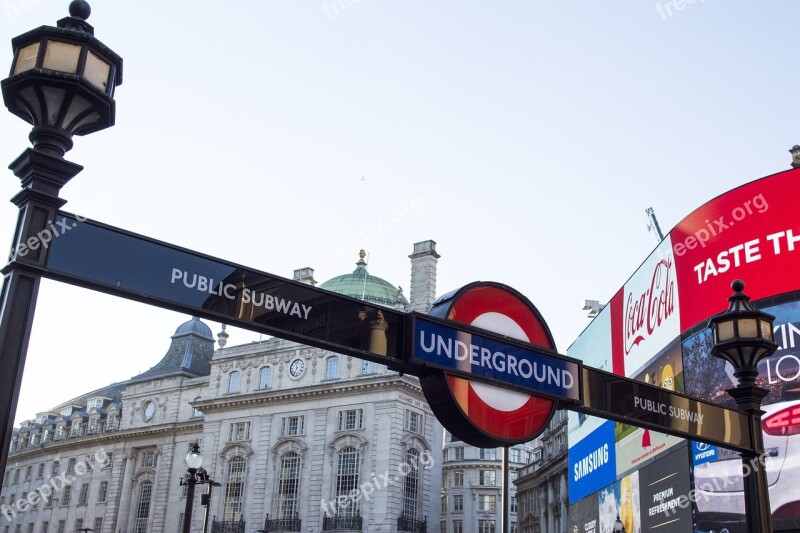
610,237,681,378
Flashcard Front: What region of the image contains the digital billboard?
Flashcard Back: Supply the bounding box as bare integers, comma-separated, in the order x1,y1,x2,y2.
567,167,800,531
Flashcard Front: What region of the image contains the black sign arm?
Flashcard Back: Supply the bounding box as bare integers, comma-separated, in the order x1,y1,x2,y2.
575,366,754,453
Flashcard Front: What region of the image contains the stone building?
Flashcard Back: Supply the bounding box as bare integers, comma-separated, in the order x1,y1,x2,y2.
513,409,568,533
1,242,443,533
439,433,538,533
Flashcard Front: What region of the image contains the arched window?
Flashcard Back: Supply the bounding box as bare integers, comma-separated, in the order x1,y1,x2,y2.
325,357,339,380
228,371,240,394
259,367,271,389
192,397,203,418
278,452,300,519
402,449,420,520
133,481,152,533
335,447,359,517
223,456,246,521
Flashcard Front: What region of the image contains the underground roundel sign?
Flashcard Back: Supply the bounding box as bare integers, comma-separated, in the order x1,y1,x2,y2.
419,282,558,447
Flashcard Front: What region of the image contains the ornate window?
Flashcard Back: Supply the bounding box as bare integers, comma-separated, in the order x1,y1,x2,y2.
259,367,271,389
227,371,241,394
97,481,108,503
453,494,463,511
325,357,339,380
78,483,89,505
277,452,300,519
478,494,496,512
281,416,304,436
337,409,363,431
402,449,420,520
479,470,496,486
133,481,152,533
223,457,246,521
335,447,360,516
479,520,496,533
229,422,251,441
454,447,464,461
405,410,422,433
140,451,156,468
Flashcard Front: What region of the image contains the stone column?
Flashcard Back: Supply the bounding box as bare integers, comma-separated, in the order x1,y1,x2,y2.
116,451,136,533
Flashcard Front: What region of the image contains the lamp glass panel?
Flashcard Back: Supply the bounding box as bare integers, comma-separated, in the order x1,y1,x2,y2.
13,42,40,74
185,450,203,469
717,320,735,342
42,41,81,74
738,317,758,338
760,319,774,341
84,51,111,92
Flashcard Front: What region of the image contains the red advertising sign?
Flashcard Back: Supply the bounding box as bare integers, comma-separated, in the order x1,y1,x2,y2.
609,168,800,375
672,168,800,331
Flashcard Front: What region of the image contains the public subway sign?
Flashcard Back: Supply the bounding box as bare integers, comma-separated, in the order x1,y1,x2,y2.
412,314,582,403
31,212,756,451
40,213,408,364
578,367,752,452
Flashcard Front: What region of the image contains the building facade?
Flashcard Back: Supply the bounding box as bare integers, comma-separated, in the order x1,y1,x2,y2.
1,243,444,533
439,432,540,533
514,409,568,533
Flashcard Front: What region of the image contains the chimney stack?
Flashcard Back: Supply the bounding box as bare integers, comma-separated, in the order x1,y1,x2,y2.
408,240,440,313
293,267,317,286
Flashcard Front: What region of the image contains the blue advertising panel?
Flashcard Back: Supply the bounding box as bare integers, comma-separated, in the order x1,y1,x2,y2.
412,316,581,402
569,420,617,503
691,441,718,466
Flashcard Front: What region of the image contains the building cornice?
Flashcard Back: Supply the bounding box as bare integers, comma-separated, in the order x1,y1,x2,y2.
195,376,424,413
7,421,203,461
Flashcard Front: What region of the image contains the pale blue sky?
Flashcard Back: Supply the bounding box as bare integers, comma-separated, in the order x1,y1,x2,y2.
3,1,798,423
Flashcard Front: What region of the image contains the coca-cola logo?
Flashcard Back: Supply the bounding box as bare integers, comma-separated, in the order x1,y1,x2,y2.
624,256,676,355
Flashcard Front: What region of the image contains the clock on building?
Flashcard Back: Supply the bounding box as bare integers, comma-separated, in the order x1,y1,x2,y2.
143,401,155,421
289,358,305,378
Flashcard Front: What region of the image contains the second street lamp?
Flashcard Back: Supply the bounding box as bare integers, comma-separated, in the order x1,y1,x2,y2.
181,443,203,533
708,279,778,532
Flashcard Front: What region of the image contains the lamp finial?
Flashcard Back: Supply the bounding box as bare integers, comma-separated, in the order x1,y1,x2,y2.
68,0,91,20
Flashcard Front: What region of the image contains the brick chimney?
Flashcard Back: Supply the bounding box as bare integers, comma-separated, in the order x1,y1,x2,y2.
408,240,440,313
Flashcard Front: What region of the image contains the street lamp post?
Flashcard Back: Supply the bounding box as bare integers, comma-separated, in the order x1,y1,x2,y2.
0,0,122,487
198,467,221,533
181,443,204,533
708,279,778,532
612,514,626,533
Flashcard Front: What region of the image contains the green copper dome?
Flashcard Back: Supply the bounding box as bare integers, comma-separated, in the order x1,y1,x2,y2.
320,250,409,308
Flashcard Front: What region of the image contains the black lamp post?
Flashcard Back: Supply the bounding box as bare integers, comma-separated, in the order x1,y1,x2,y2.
181,443,204,533
0,0,122,488
197,467,221,533
708,279,778,532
